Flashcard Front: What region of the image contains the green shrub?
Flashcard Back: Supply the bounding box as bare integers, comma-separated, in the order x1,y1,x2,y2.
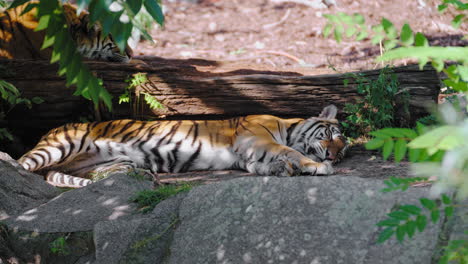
131,183,193,213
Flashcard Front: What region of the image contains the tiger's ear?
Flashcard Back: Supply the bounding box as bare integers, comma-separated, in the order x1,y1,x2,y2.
62,4,81,27
318,105,338,119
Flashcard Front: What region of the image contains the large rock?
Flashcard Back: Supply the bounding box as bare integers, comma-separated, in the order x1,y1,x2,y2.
93,194,186,264
0,153,59,220
167,177,442,264
1,172,154,264
5,173,153,232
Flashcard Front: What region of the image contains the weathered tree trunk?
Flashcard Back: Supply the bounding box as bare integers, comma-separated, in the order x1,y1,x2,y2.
0,58,440,148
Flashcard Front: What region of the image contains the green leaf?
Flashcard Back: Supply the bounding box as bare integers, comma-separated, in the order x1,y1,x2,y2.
99,87,113,111
89,0,107,23
388,210,410,221
396,225,406,242
371,34,384,45
345,27,357,38
41,34,55,50
399,205,421,215
19,2,38,16
383,39,398,50
420,198,437,210
400,24,414,46
356,31,368,41
377,228,394,243
379,47,468,64
144,0,164,26
58,43,75,72
406,220,416,238
394,139,407,162
444,206,454,218
432,59,445,72
334,26,343,43
438,3,448,12
88,78,100,106
65,56,80,86
381,18,397,39
353,13,365,25
408,148,422,162
408,125,467,154
377,219,401,227
50,49,61,63
31,97,44,104
323,23,333,37
35,14,51,31
416,214,427,232
127,0,143,15
451,14,465,28
102,12,120,36
365,138,385,150
441,194,452,205
431,210,440,223
458,65,468,81
382,139,394,161
111,21,133,52
414,33,429,47
7,0,30,9
76,68,90,94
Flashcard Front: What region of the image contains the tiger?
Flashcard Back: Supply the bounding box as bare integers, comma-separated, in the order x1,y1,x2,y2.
18,105,348,188
0,1,132,62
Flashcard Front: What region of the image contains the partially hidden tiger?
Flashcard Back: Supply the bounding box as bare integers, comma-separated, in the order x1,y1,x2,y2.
18,105,348,188
0,1,133,62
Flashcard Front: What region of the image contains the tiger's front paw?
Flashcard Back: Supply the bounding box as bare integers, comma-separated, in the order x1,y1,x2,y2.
317,160,334,175
268,159,298,177
302,160,334,176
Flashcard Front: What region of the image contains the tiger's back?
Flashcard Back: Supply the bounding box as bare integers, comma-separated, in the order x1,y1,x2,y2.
0,3,48,59
18,105,348,188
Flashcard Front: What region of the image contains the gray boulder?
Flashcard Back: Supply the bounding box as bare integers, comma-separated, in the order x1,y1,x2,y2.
0,153,59,220
167,177,441,264
2,172,154,264
93,194,186,264
5,173,153,232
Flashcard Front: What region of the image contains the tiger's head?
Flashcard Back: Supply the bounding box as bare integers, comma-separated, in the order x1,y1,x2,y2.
63,4,132,63
288,105,348,164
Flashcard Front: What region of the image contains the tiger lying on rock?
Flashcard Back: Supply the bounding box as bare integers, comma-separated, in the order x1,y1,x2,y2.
0,1,133,62
18,105,348,188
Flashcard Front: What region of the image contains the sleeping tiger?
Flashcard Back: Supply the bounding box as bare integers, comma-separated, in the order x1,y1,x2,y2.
18,105,348,188
0,1,132,62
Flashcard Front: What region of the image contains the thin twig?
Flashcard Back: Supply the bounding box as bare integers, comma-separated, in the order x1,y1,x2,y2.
255,50,305,64
263,9,291,29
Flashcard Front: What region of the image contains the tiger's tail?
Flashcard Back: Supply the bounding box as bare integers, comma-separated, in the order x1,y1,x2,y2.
18,123,92,172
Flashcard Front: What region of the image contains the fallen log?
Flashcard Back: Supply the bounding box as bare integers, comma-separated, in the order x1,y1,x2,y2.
0,58,440,148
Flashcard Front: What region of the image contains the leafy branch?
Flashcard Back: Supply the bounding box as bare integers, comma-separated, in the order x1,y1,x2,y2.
8,0,164,111
377,194,454,243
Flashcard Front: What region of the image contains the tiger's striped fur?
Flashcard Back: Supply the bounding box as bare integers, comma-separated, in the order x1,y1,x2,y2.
18,105,348,188
0,1,132,62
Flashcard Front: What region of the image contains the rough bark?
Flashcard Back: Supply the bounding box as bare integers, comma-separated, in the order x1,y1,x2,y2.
0,58,440,147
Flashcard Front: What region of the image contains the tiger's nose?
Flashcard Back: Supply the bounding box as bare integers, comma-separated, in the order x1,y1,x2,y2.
326,150,336,160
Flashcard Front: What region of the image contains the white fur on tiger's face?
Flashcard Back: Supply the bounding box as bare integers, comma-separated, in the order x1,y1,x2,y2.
18,105,348,188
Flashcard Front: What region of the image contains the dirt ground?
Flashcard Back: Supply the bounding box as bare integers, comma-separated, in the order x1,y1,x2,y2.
136,0,467,75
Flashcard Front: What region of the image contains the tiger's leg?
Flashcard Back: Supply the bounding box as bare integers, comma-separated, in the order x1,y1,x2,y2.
236,142,334,176
86,158,160,186
46,171,92,188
